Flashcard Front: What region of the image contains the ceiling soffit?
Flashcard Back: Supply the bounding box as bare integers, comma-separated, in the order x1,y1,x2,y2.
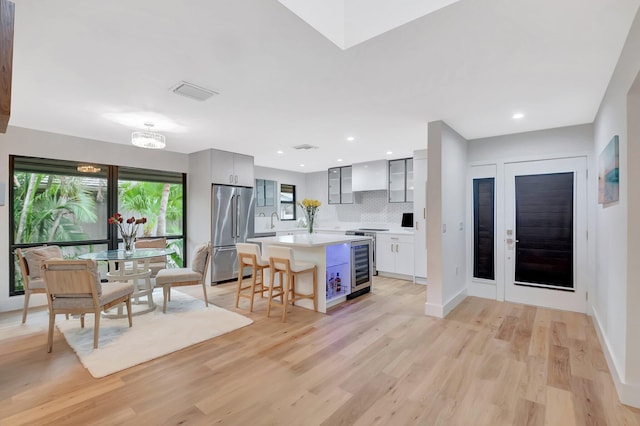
278,0,461,49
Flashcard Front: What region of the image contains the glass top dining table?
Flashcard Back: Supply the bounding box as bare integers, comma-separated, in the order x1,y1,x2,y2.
79,248,173,261
79,248,173,317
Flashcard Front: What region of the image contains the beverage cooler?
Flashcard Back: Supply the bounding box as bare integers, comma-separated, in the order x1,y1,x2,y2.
348,239,373,299
325,238,373,304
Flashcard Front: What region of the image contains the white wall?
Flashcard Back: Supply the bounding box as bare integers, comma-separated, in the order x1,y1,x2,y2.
592,7,640,407
254,166,307,230
469,124,594,163
0,126,189,313
440,123,468,309
426,121,468,317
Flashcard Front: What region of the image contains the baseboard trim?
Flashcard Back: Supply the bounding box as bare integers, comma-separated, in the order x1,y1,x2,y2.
378,271,413,281
425,288,468,318
592,305,640,408
443,288,467,316
414,276,427,285
424,302,443,318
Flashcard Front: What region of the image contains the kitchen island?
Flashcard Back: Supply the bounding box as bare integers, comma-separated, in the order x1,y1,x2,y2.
247,234,373,313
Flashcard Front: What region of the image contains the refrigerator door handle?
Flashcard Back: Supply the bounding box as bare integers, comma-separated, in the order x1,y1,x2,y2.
231,194,237,240
236,194,241,239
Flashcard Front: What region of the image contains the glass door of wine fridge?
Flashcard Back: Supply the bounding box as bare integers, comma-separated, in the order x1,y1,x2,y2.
350,239,372,294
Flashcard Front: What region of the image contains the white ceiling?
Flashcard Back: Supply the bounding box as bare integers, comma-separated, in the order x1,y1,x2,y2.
9,0,640,172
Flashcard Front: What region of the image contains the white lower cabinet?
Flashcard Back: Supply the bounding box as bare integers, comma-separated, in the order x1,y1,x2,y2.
275,229,307,236
376,234,414,277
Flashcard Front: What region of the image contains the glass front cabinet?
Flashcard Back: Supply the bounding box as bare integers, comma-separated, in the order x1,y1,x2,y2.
388,158,413,203
328,166,353,204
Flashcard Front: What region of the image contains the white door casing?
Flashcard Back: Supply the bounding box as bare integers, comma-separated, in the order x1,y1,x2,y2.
503,157,587,313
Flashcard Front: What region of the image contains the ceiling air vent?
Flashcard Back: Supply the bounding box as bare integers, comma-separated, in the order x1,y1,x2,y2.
170,81,218,101
292,144,319,150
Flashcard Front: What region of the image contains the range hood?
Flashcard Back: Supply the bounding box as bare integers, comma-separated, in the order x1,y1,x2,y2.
352,160,387,192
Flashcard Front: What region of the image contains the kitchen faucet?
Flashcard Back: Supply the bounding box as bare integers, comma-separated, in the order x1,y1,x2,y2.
270,211,279,229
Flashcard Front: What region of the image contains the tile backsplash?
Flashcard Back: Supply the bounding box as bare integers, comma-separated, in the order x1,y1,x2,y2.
316,190,412,227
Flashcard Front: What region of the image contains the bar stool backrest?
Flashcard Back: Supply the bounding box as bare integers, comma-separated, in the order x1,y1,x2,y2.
267,245,294,271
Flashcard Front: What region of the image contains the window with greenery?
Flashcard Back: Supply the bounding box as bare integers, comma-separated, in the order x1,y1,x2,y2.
280,183,296,220
9,156,186,295
118,167,185,268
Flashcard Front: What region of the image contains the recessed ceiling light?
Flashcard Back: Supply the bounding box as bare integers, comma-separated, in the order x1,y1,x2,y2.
337,158,343,162
276,150,284,154
347,136,355,141
300,164,305,167
512,113,525,119
386,151,393,155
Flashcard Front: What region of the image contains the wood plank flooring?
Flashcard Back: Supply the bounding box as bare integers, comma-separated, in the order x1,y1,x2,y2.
1,276,639,425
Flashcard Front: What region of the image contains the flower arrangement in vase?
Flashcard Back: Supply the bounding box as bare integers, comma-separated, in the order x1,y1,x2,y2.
298,198,321,234
107,213,147,254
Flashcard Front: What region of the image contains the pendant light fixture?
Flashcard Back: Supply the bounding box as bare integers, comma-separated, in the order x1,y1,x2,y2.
131,123,166,149
76,163,101,173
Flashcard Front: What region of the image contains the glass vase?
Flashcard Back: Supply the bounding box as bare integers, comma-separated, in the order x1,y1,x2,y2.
123,235,135,255
306,209,316,234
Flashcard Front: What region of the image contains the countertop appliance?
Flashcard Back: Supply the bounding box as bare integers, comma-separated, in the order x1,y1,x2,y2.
344,228,388,275
211,184,255,283
401,213,413,228
348,239,373,299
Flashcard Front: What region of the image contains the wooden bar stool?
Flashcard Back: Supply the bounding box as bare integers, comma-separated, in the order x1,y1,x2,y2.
267,245,318,322
236,243,269,312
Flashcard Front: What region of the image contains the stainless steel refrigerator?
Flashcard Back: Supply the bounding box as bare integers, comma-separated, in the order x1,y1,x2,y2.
211,184,255,283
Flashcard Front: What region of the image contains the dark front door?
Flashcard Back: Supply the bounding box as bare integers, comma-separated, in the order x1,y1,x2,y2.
504,157,587,313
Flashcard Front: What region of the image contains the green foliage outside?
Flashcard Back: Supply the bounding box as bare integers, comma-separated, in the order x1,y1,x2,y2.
12,173,185,292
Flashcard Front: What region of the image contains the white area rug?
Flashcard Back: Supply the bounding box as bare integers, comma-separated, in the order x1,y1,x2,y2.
56,289,253,378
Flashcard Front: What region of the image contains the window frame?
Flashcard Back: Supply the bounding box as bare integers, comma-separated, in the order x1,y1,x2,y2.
9,155,187,296
279,183,296,221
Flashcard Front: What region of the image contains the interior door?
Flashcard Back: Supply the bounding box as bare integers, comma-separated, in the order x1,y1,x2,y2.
504,157,587,312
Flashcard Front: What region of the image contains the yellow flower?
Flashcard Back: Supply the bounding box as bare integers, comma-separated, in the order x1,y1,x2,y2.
300,198,321,208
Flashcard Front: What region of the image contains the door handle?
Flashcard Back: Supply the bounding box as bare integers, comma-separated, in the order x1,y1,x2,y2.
236,195,241,238
506,238,519,244
231,195,238,239
229,174,233,183
416,221,418,230
235,175,238,184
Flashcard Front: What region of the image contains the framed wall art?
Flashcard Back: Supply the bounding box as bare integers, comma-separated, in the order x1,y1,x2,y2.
598,135,619,205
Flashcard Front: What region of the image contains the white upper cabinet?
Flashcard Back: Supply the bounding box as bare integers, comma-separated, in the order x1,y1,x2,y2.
328,166,353,204
388,158,413,203
211,150,254,187
352,160,387,191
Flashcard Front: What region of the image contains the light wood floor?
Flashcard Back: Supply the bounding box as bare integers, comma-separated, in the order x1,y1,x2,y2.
1,276,639,425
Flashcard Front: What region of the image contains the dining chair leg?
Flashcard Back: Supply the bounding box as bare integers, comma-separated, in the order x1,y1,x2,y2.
21,290,30,324
47,312,55,353
162,285,169,313
80,314,85,328
126,297,133,327
93,312,101,349
201,280,209,307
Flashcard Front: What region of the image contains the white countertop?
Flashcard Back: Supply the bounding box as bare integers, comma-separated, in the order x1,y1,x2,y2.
247,233,373,248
